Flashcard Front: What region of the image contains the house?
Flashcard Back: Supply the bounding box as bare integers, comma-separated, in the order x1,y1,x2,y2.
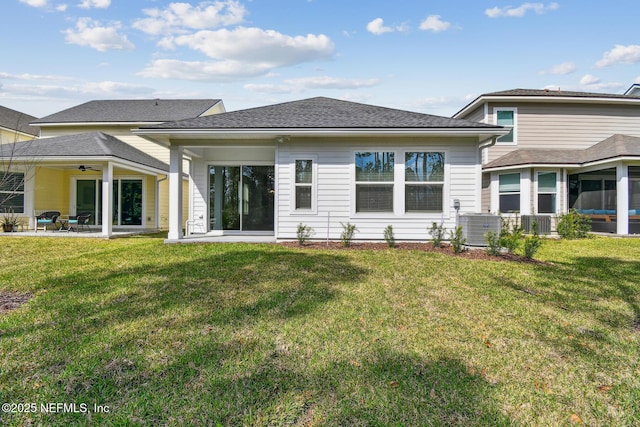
134,97,508,242
0,105,38,144
0,99,224,235
453,88,640,234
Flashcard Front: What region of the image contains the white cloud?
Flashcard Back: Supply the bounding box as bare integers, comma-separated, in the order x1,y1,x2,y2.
63,18,135,52
580,74,600,85
78,0,110,8
138,59,272,80
56,4,68,11
132,0,247,36
541,61,577,75
485,2,559,18
634,76,640,84
159,27,333,66
19,0,48,7
595,44,640,68
0,72,72,81
366,18,394,35
245,76,381,94
419,15,451,32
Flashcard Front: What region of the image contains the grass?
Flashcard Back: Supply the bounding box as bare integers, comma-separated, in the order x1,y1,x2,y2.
0,235,638,426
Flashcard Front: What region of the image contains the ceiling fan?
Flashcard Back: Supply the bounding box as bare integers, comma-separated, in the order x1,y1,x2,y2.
78,165,99,172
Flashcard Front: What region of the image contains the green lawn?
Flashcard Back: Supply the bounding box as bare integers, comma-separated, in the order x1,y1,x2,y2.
0,235,638,426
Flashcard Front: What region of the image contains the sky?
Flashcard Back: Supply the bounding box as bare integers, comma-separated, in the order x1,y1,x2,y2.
2,0,640,119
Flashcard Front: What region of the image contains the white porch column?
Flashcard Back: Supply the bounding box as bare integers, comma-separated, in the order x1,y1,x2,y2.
102,162,113,237
617,163,629,235
168,145,183,240
520,169,531,215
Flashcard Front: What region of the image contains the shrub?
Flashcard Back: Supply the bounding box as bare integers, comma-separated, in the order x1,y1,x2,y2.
340,222,358,247
500,215,523,254
556,209,591,239
523,221,543,259
449,225,467,254
296,223,314,246
383,225,395,248
428,222,446,248
485,230,502,256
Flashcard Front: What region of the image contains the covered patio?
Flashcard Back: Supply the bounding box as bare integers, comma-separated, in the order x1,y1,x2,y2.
0,132,170,238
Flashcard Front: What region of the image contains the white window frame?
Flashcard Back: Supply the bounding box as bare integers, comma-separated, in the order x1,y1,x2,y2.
535,170,558,214
351,149,450,218
290,155,317,215
353,151,395,215
493,107,517,145
403,151,446,214
498,172,521,214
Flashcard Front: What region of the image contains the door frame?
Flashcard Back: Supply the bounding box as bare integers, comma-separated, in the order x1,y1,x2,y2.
207,162,275,235
71,175,146,227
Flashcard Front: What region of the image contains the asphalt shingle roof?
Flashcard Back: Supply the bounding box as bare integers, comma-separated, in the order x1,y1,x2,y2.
141,97,502,130
0,132,169,172
484,134,640,169
33,99,222,124
0,105,39,136
482,88,640,100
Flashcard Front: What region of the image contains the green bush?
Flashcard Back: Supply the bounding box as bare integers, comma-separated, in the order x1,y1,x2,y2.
428,222,446,248
556,209,592,239
500,215,523,254
449,225,467,254
383,225,395,248
485,230,502,256
296,223,314,246
340,222,358,247
523,221,543,259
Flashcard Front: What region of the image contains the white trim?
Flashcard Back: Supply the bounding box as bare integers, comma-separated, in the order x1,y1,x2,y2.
534,170,559,215
168,146,184,240
493,107,517,145
101,163,113,237
454,94,640,118
289,154,318,215
616,163,629,235
350,149,450,219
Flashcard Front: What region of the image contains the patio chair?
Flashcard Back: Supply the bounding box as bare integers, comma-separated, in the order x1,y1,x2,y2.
75,212,92,232
35,211,61,232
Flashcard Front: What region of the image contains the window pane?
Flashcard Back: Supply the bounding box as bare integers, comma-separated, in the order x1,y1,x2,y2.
405,185,443,212
295,160,313,184
538,194,556,213
497,111,514,143
538,172,556,193
0,194,24,213
355,152,394,182
499,173,520,192
356,184,393,212
496,110,514,126
0,172,24,192
295,186,312,209
405,152,444,182
500,194,520,213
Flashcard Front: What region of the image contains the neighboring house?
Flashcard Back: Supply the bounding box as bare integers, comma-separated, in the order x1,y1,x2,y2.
0,99,224,235
453,88,640,235
0,105,38,144
135,97,507,242
625,84,640,96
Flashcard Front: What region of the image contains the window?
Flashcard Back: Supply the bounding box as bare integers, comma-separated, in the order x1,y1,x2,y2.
355,152,394,212
495,108,516,144
405,152,444,212
537,172,557,213
0,172,25,213
499,173,520,213
294,159,313,210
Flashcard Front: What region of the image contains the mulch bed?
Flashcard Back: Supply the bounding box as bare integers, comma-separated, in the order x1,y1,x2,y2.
278,241,545,264
0,291,32,314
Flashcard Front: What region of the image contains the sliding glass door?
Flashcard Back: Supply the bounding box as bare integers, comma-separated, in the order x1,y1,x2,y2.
75,178,143,226
209,165,274,232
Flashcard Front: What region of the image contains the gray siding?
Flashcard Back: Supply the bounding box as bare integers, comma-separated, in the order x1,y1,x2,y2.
485,102,640,163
